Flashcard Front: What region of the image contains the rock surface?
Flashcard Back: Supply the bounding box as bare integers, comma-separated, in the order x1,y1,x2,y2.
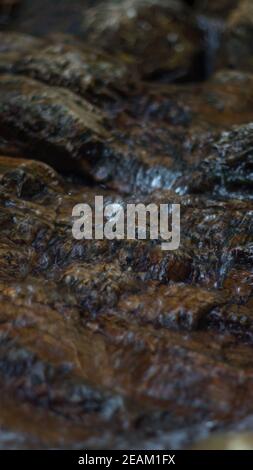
0,0,253,450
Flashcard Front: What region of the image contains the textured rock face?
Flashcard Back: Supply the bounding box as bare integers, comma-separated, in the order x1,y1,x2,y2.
0,38,131,102
0,0,253,450
0,156,253,450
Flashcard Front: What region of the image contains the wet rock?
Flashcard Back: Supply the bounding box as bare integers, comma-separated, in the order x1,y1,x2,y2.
3,41,253,194
0,157,252,448
83,0,203,82
180,123,253,200
1,0,253,451
0,36,132,107
0,74,109,173
112,284,227,330
0,75,187,192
